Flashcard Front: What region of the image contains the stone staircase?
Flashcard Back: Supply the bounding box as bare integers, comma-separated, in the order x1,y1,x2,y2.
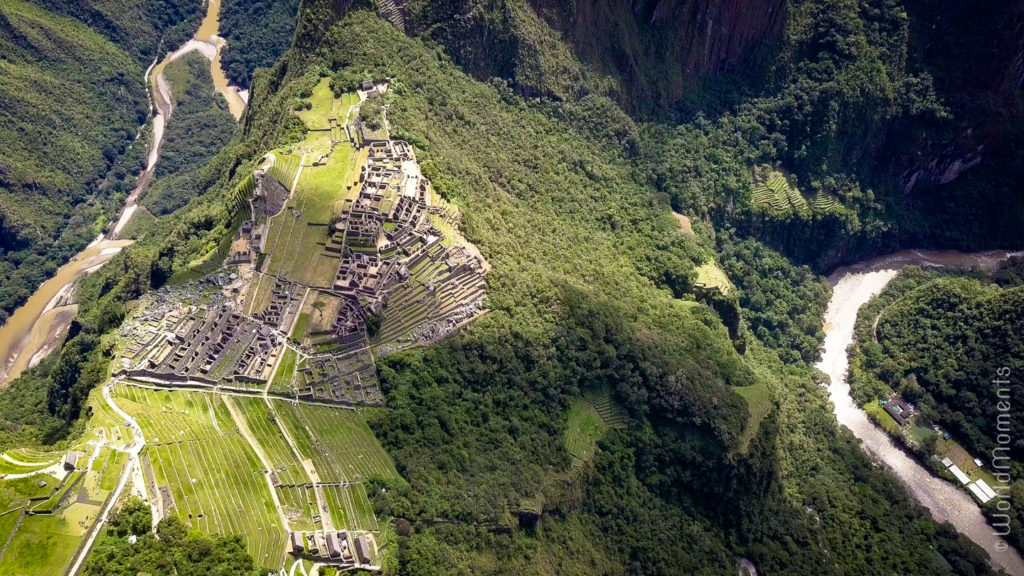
377,0,406,31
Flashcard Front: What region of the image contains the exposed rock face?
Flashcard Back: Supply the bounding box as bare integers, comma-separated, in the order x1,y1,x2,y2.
891,0,1024,195
398,0,785,109
527,0,786,108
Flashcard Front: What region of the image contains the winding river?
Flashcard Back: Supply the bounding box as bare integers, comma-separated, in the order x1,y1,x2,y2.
0,0,245,387
818,249,1024,576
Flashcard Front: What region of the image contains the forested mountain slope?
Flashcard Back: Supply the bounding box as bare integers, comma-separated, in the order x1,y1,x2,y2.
393,0,1024,270
850,263,1024,552
220,0,301,87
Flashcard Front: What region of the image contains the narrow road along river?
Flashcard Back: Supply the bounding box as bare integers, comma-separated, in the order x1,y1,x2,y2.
817,249,1024,576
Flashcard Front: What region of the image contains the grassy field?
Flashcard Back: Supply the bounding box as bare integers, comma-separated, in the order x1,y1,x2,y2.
0,459,51,476
0,515,80,576
291,314,310,342
277,485,317,531
297,79,358,130
863,401,902,435
263,84,363,288
734,382,773,453
564,399,607,467
82,387,135,449
696,261,732,294
111,384,285,565
271,348,298,393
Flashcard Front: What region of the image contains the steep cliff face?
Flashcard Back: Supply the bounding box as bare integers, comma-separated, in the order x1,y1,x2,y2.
528,0,786,108
888,0,1024,196
398,0,784,111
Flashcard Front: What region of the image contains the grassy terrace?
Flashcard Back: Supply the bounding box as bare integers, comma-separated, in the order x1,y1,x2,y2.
734,382,772,453
111,384,285,565
263,81,364,288
564,399,607,467
271,347,298,394
277,485,317,531
272,402,397,483
323,483,378,531
696,260,733,294
582,384,627,429
233,397,307,487
751,168,843,216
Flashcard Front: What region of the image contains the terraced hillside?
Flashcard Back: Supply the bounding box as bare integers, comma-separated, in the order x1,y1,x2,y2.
109,380,400,571
751,167,844,217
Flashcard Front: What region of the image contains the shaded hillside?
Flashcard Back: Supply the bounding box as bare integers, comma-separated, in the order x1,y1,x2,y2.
27,0,203,64
384,0,1024,270
0,0,146,322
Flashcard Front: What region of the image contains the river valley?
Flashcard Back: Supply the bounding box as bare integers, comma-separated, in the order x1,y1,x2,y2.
817,249,1024,576
0,0,245,387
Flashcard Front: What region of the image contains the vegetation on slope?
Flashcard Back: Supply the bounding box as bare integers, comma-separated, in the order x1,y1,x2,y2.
0,1,1016,574
220,0,301,88
83,496,264,576
849,265,1024,550
0,0,142,322
0,0,200,322
309,11,997,574
403,0,1023,271
142,53,237,216
26,0,203,66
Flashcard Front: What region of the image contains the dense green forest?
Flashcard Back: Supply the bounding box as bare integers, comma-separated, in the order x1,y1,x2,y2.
220,0,300,87
0,0,1019,573
142,53,237,216
849,264,1024,551
0,0,200,322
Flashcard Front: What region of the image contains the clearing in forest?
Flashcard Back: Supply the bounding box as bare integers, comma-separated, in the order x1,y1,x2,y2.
564,399,607,467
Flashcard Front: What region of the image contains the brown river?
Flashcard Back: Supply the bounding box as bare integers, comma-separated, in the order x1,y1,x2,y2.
0,0,245,386
818,249,1024,575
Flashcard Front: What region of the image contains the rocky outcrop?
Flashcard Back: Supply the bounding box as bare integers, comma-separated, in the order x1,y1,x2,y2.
890,0,1024,195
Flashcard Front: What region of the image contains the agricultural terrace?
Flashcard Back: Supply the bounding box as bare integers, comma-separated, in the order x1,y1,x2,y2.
751,167,843,215
696,260,733,295
582,384,628,430
111,383,285,565
271,402,397,483
271,401,395,531
0,385,136,575
322,482,379,532
564,399,607,467
262,83,365,288
232,397,307,487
